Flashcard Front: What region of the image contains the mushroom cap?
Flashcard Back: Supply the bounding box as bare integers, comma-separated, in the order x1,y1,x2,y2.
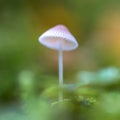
38,24,78,51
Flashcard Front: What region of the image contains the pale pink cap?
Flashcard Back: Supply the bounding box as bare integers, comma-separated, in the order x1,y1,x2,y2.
38,24,78,51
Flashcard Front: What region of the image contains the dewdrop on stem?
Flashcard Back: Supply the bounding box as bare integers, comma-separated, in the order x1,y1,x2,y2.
38,24,78,102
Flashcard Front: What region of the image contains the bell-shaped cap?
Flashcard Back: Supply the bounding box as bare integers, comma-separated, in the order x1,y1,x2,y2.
38,24,78,51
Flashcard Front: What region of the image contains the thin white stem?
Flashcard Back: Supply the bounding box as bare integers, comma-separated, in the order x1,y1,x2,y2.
58,44,63,102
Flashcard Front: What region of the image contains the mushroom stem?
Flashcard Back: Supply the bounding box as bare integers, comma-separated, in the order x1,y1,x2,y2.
58,44,63,102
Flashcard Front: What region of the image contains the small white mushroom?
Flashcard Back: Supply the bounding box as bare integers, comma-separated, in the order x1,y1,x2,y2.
38,24,78,102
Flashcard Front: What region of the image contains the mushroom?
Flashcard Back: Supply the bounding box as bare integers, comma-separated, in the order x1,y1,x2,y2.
38,24,78,102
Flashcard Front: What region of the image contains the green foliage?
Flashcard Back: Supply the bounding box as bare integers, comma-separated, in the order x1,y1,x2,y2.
77,67,120,86
1,67,120,120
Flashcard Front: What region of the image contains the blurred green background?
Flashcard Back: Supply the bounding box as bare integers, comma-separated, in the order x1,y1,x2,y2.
0,0,120,120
